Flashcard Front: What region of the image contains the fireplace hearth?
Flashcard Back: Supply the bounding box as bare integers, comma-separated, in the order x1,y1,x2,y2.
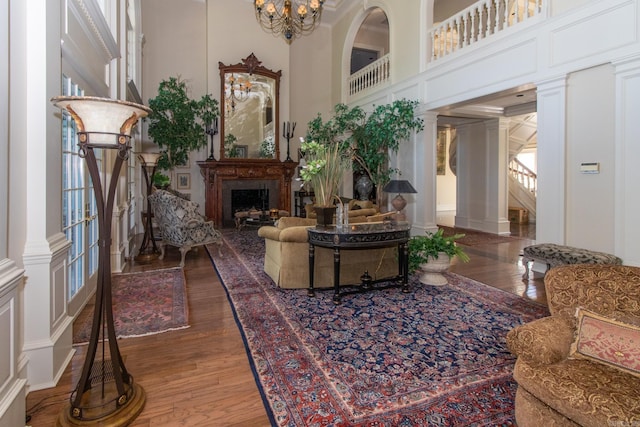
232,189,269,216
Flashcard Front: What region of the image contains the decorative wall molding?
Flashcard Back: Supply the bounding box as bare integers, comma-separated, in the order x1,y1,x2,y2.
70,0,119,62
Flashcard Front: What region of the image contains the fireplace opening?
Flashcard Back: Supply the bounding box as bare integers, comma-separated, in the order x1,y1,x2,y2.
231,189,269,217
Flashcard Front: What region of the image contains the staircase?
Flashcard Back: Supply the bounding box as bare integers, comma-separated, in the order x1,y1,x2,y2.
507,114,537,221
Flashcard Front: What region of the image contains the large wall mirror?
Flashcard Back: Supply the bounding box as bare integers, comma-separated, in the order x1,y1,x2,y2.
219,53,282,160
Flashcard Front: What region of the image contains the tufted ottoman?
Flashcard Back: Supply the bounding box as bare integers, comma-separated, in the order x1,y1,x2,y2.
522,243,622,278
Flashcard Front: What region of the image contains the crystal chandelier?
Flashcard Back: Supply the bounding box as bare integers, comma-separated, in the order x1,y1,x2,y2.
224,73,252,114
254,0,325,43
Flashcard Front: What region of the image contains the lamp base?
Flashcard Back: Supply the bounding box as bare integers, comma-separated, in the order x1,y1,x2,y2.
56,383,146,427
134,251,159,263
390,194,407,213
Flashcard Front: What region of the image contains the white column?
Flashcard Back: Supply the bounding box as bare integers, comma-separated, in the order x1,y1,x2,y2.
484,118,511,234
454,123,471,228
412,110,438,234
16,0,74,390
614,55,640,267
0,1,27,424
535,76,567,244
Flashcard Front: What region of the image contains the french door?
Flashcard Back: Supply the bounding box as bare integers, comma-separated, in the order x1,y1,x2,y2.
61,76,99,316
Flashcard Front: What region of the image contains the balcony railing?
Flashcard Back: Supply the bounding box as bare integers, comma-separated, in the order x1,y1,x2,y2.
430,0,545,61
509,157,537,196
348,53,391,97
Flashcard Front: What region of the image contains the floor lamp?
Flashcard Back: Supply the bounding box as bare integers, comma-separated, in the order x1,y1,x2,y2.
135,152,162,262
51,96,151,426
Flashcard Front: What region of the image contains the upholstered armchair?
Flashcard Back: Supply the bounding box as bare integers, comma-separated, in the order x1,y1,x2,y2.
506,264,640,427
148,189,222,267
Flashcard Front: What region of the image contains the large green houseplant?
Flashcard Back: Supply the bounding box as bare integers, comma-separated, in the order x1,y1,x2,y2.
408,229,469,285
147,77,219,171
305,100,424,206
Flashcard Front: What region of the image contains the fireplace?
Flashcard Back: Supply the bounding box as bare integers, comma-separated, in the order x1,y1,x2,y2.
222,179,279,227
198,159,297,228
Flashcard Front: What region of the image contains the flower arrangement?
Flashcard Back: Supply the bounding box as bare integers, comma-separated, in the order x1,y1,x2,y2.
298,138,352,207
224,133,239,158
258,136,275,158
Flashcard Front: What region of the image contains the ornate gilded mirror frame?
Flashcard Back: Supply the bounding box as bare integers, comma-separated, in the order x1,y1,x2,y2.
219,53,282,161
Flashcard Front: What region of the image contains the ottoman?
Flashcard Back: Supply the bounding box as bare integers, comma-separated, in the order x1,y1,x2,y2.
522,243,622,278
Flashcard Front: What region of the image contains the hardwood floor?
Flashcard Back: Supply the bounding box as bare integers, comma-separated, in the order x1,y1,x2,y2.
25,223,545,427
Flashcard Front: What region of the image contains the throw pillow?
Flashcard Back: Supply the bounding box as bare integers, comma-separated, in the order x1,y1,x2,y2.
569,307,640,377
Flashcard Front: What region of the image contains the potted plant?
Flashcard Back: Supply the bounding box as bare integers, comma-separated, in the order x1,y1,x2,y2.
408,229,470,285
298,139,353,225
147,76,219,172
305,100,424,207
224,133,239,158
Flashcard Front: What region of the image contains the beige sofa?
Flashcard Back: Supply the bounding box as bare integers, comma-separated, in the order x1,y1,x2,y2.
257,216,399,289
506,264,640,427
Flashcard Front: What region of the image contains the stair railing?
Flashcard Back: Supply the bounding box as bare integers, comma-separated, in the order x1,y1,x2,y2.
509,157,537,196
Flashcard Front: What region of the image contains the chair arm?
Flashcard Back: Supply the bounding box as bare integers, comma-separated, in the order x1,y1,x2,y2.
506,314,576,365
278,226,311,243
258,226,281,241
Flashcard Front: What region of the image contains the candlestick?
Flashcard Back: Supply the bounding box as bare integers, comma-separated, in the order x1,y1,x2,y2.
283,120,295,162
206,117,219,160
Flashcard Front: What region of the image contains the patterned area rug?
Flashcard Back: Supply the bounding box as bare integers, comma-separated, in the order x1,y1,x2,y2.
439,225,523,246
207,230,549,426
73,267,189,344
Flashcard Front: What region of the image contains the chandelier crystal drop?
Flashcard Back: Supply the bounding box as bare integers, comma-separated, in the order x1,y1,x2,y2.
255,0,324,43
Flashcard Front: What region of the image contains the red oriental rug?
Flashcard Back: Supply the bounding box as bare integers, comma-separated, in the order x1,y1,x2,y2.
73,267,189,344
207,230,549,426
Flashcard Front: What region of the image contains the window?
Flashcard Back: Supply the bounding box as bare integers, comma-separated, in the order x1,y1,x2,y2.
62,76,100,300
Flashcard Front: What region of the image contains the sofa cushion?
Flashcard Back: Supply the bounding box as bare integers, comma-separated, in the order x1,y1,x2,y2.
569,308,640,377
513,358,640,427
348,199,374,210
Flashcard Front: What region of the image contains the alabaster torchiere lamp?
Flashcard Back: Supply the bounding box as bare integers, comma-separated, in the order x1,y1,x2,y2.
135,152,162,262
51,96,151,426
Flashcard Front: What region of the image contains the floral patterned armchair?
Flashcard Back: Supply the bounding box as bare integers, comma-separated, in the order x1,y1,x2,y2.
148,189,222,267
507,264,640,427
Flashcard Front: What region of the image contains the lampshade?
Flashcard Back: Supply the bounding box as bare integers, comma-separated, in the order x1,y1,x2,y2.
138,152,162,167
51,96,151,147
382,180,418,194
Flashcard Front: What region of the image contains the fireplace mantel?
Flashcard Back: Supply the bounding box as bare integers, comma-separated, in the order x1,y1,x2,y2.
198,159,298,227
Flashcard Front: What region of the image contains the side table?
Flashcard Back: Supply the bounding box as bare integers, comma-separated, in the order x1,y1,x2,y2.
294,190,314,217
307,222,411,304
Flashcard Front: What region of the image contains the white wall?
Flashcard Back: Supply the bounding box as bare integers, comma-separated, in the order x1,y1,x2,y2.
565,65,616,251
141,0,209,210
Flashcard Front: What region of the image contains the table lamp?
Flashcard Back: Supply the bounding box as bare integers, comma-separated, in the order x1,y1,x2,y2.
382,179,417,220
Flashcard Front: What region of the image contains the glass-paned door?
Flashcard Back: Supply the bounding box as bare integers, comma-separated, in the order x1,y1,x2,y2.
62,76,99,315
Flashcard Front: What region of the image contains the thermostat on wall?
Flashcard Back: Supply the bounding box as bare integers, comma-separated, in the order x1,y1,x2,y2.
580,162,600,174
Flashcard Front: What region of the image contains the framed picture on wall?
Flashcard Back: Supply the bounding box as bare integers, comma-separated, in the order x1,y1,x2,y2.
176,173,191,190
236,145,248,158
436,130,447,175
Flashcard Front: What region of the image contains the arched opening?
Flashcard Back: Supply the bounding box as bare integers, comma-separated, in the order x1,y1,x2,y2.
351,8,389,74
347,7,390,98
